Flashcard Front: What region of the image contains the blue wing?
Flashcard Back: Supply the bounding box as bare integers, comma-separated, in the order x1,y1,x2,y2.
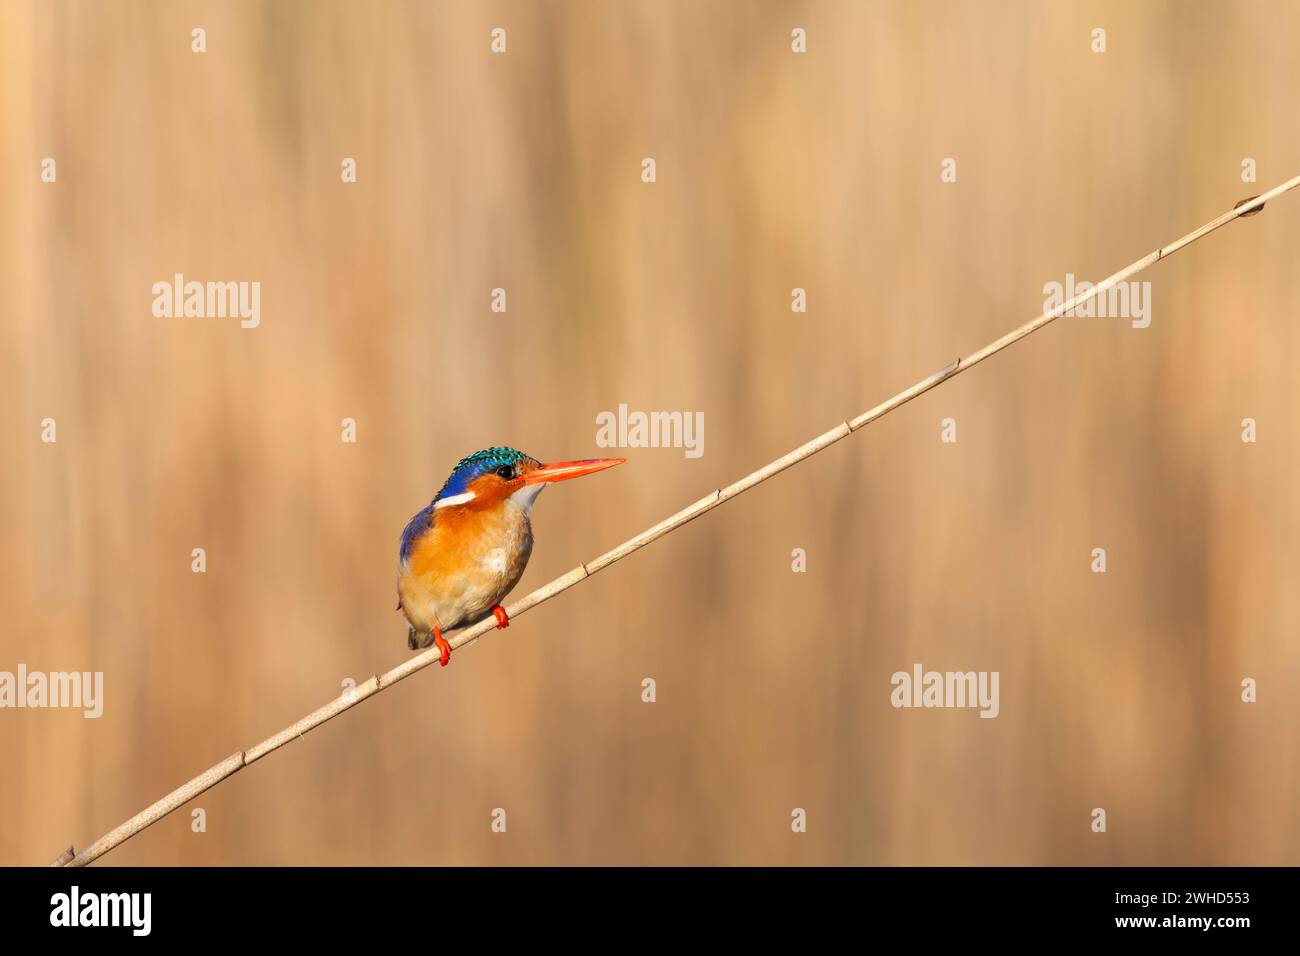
399,501,435,565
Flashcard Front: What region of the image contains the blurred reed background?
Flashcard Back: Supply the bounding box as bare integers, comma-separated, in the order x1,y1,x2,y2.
2,0,1299,866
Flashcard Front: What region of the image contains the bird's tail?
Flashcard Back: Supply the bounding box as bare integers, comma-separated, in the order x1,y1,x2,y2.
407,626,435,651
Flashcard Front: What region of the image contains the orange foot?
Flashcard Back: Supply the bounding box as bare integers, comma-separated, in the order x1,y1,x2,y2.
433,628,451,667
492,605,510,629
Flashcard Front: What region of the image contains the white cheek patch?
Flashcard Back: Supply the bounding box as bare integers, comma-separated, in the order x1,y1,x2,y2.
434,491,477,509
509,483,546,510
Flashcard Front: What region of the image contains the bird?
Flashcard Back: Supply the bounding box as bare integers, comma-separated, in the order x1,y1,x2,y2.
397,447,625,666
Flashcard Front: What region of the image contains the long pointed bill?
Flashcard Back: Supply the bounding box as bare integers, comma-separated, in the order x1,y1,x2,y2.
523,457,626,484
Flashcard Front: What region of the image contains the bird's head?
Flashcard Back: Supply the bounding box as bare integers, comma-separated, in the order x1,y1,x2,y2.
433,446,625,513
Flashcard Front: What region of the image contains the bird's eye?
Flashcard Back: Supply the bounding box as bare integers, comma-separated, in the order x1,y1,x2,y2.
496,465,515,480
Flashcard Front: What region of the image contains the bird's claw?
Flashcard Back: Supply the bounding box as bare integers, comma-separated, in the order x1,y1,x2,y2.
492,605,510,629
434,629,451,667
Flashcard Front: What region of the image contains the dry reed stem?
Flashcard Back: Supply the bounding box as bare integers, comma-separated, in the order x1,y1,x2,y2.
51,175,1300,867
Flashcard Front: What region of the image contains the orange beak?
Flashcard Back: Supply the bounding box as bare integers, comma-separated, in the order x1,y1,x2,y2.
522,457,626,484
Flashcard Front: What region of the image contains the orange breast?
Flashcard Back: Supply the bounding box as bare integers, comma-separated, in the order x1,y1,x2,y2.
398,499,534,633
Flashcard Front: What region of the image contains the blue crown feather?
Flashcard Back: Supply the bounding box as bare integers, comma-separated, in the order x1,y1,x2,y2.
436,447,532,500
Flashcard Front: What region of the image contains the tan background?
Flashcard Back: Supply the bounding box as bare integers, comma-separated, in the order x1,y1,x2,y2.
2,0,1298,866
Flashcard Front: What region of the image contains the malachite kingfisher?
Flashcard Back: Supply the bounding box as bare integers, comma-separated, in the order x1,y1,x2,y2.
397,447,625,666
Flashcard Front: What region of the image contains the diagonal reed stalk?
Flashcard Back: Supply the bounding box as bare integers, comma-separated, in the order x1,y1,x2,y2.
50,175,1300,867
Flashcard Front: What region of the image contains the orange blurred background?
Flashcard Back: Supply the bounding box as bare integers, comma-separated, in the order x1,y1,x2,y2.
2,0,1299,865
